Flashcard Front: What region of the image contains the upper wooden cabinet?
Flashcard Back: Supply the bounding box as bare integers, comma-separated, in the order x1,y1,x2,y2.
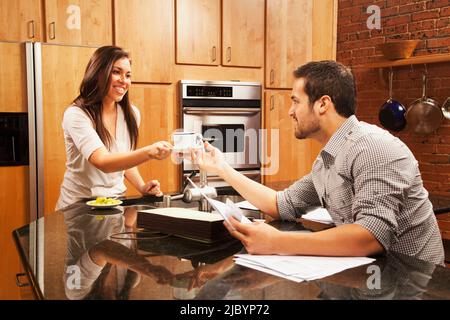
312,0,337,61
0,0,42,42
44,0,112,46
0,42,27,112
115,0,174,84
266,0,313,89
222,0,264,68
176,0,220,66
266,0,337,89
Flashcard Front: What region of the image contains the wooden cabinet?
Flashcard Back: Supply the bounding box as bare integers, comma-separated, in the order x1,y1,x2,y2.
0,42,27,112
44,0,112,46
176,0,220,66
266,0,313,89
312,0,338,61
41,44,97,214
126,85,181,195
0,166,29,299
115,0,174,83
0,0,42,42
263,91,320,190
176,0,265,68
266,0,337,89
222,0,264,68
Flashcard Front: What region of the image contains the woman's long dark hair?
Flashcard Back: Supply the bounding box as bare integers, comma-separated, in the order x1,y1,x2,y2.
73,46,138,150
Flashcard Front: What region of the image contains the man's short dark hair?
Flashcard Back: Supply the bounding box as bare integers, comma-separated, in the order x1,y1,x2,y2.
293,60,356,118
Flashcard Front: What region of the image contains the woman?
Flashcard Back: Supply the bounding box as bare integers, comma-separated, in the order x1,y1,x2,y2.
56,46,172,210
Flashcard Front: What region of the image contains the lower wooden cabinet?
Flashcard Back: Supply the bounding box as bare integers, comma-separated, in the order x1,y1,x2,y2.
0,166,29,299
262,90,321,190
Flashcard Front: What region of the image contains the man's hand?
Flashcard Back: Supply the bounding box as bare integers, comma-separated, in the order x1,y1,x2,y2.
191,142,228,176
223,217,283,255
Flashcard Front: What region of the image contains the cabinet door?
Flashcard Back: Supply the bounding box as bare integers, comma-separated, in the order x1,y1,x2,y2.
0,0,42,42
41,44,97,214
115,0,174,83
44,0,112,46
0,42,27,112
176,0,220,65
263,91,319,190
312,0,337,60
126,85,180,195
266,0,313,89
222,0,264,68
0,166,29,299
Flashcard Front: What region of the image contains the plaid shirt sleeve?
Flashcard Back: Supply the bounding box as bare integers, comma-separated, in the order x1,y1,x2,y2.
276,173,321,221
350,136,416,251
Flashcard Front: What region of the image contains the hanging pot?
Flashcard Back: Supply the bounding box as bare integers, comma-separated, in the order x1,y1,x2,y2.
405,74,443,135
379,70,407,132
442,97,450,120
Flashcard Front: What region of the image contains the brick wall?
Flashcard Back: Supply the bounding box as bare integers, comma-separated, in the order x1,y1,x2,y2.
336,0,450,197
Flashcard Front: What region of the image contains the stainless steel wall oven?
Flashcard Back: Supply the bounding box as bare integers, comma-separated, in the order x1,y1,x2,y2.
180,80,262,189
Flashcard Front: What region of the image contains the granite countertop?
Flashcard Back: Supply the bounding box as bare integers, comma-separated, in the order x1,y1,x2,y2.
13,195,450,300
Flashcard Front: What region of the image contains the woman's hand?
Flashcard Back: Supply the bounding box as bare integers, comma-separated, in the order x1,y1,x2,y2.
191,142,228,176
140,179,163,196
147,141,173,160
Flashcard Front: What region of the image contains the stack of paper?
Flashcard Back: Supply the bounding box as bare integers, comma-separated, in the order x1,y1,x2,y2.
302,207,334,225
234,254,375,283
137,208,229,243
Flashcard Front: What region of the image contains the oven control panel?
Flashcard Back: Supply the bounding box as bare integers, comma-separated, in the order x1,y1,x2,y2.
187,85,232,98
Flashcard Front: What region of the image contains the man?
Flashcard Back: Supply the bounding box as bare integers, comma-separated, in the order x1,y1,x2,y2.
192,60,444,266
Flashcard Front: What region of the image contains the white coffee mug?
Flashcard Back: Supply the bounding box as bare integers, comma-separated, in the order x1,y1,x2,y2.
172,132,203,153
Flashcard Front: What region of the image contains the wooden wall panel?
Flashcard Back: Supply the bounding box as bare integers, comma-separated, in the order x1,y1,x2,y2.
126,84,180,195
41,44,97,214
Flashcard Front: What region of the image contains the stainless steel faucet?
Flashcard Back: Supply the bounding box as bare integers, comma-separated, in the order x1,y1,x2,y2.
198,169,209,211
162,171,218,211
184,171,217,212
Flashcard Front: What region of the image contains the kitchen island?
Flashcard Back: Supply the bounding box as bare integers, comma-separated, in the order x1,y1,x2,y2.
13,195,450,300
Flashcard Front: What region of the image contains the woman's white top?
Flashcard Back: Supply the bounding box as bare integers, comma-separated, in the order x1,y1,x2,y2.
56,104,140,210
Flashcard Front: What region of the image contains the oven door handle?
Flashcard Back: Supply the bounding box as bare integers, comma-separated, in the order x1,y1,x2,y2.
183,107,261,115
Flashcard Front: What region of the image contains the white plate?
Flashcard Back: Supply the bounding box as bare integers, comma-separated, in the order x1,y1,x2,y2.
86,199,123,208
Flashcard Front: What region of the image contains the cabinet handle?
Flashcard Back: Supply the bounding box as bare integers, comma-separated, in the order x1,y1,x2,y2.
49,22,56,40
27,20,35,39
16,273,30,288
227,47,231,63
270,95,275,111
270,69,275,84
212,46,217,62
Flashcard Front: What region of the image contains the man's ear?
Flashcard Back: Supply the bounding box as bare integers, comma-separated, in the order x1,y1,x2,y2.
318,96,332,115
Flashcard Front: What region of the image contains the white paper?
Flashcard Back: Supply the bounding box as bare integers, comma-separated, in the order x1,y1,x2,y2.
234,259,304,283
235,200,259,211
234,254,375,282
302,207,334,224
208,198,252,224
